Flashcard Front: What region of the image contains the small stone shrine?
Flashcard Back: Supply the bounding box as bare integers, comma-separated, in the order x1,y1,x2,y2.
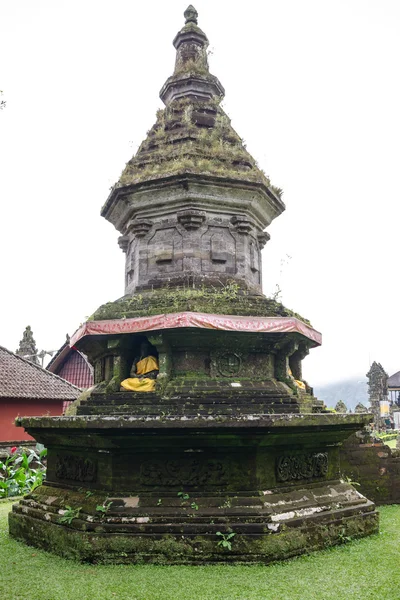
367,362,388,429
9,7,378,563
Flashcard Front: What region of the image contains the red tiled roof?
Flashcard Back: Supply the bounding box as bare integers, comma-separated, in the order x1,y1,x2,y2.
0,345,81,400
47,343,94,389
57,351,93,389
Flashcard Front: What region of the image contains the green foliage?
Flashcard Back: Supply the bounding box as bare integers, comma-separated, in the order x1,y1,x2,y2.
216,531,236,550
377,433,398,443
96,501,113,515
2,501,400,599
177,492,198,510
0,446,46,498
177,491,190,502
58,506,82,525
341,475,360,487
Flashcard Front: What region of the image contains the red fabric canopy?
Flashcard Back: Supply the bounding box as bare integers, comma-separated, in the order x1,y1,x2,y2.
71,312,322,346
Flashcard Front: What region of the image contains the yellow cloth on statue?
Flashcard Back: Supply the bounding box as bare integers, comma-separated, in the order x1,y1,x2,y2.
120,356,159,392
294,379,306,390
288,367,306,390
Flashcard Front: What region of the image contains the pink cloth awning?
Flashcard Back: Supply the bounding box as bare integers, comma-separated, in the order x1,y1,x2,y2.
70,312,322,346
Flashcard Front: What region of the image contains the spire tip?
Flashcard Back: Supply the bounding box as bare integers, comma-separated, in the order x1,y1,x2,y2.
184,5,198,25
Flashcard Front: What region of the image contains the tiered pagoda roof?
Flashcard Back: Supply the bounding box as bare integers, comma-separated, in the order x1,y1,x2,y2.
103,5,282,217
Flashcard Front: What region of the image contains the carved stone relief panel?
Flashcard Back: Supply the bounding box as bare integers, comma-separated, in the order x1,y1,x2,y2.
140,458,227,486
276,453,328,482
210,350,243,378
147,227,183,274
201,226,236,274
216,352,242,377
55,454,97,483
125,238,137,291
249,239,261,284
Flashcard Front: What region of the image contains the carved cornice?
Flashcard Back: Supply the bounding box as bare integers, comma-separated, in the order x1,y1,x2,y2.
231,215,252,234
257,231,270,248
118,235,129,253
126,218,153,237
177,209,206,230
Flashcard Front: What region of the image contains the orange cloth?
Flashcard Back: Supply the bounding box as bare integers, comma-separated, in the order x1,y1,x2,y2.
120,356,159,392
288,367,306,390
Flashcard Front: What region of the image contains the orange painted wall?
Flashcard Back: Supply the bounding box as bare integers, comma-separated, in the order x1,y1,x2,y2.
0,399,63,442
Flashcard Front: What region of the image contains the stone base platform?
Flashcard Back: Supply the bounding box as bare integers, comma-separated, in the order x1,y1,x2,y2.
9,481,377,564
9,413,378,564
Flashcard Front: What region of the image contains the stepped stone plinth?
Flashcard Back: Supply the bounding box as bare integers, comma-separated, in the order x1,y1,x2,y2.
9,6,378,564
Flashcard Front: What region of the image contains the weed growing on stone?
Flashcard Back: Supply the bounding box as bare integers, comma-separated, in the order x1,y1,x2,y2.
216,531,236,550
58,506,82,525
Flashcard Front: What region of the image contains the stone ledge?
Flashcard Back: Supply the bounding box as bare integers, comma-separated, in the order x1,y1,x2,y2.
16,412,373,431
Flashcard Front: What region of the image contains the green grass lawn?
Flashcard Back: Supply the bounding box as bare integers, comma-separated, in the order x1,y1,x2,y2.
1,501,400,600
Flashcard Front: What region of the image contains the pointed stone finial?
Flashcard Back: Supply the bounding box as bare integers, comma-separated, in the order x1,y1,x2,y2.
159,6,224,105
184,5,198,24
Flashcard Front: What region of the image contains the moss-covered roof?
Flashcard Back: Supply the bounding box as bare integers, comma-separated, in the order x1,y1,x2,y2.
90,287,311,326
115,98,274,191
108,7,282,200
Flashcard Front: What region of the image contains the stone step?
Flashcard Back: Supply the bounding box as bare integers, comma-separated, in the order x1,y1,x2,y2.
83,393,295,406
76,403,298,416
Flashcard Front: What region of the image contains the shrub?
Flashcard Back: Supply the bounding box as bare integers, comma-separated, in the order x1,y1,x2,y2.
377,433,398,443
0,445,47,498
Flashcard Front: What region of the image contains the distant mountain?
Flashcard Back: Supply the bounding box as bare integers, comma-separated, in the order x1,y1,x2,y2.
314,378,369,412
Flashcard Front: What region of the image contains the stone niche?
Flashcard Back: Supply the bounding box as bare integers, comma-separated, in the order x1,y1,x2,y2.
74,328,322,415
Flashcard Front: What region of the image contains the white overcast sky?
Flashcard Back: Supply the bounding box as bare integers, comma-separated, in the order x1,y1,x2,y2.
1,0,399,385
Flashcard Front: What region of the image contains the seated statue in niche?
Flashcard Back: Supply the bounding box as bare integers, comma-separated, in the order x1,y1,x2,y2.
288,366,306,390
120,340,159,392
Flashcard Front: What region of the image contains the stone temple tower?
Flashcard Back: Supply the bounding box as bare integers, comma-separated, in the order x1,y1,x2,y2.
10,7,377,564
102,4,281,297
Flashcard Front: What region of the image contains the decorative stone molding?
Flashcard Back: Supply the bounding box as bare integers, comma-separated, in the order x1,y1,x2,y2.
231,215,252,234
177,209,206,230
257,231,270,249
216,352,242,377
140,459,227,486
126,218,152,237
118,235,129,253
55,455,97,482
276,453,328,482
